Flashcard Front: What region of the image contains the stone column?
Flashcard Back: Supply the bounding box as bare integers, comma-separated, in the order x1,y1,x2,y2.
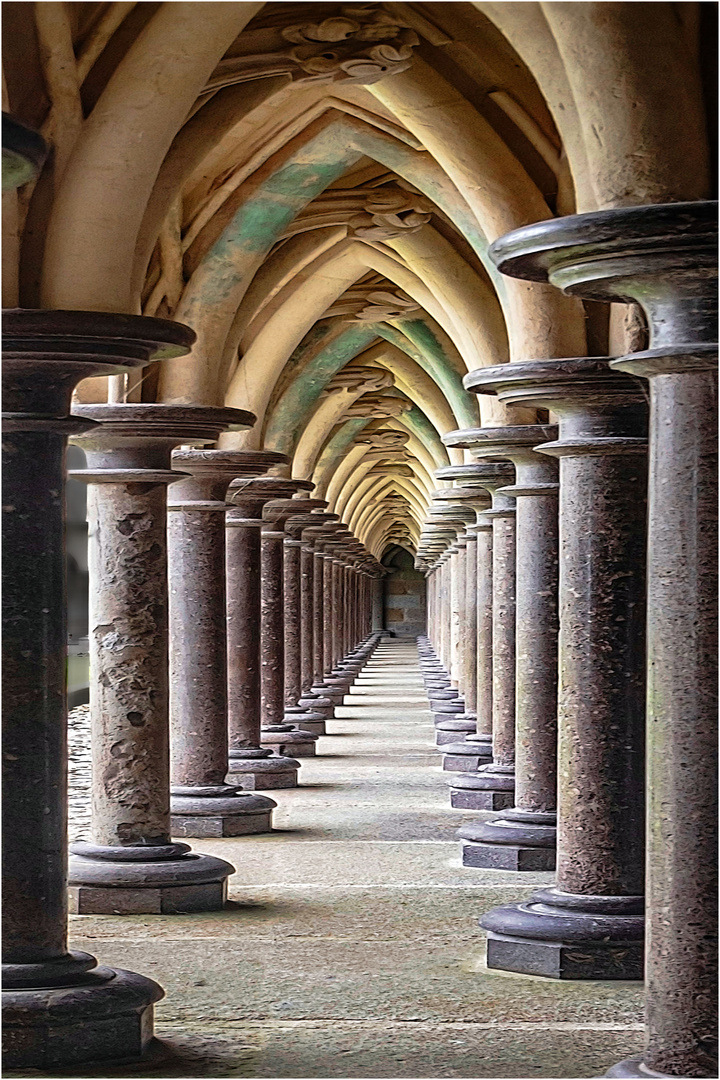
226,478,304,790
371,572,384,631
429,478,491,751
435,462,517,804
261,491,327,759
492,201,717,1071
2,310,189,1067
464,361,648,980
313,524,351,702
297,519,340,717
67,405,237,915
168,448,284,838
283,510,336,735
448,427,560,872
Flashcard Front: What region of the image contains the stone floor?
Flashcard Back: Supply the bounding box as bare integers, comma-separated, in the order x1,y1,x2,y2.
21,639,645,1078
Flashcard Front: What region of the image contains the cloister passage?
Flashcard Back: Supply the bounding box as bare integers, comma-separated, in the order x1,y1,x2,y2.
2,4,716,1079
61,640,644,1079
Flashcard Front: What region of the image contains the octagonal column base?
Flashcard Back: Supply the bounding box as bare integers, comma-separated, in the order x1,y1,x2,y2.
170,787,276,838
2,966,163,1070
297,694,335,717
459,809,557,871
261,724,319,757
449,769,512,811
68,844,233,915
435,719,476,745
310,683,345,704
481,888,644,980
432,703,466,720
227,749,300,789
284,710,327,735
442,742,495,772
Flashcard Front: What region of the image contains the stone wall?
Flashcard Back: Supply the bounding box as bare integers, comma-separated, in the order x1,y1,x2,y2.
382,547,426,637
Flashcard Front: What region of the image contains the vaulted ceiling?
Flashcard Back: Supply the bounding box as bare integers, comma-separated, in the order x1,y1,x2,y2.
3,1,712,559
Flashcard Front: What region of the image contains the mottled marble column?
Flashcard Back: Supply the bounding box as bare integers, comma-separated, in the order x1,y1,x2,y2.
226,478,303,790
436,460,517,806
491,201,718,1071
260,490,321,759
67,406,237,914
283,510,335,735
448,427,560,872
297,520,340,717
429,479,490,751
168,448,284,837
465,362,648,980
313,524,351,702
2,310,183,1068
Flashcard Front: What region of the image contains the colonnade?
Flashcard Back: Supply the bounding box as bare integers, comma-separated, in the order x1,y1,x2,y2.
417,201,717,1079
1,108,717,1080
1,229,383,1065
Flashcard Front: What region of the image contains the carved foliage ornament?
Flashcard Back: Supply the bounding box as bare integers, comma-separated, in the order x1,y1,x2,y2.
350,190,432,240
207,5,419,92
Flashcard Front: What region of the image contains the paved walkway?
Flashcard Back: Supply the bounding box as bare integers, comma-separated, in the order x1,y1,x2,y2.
60,638,643,1078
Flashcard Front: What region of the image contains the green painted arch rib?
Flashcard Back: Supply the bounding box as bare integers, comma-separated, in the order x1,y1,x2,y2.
311,417,371,497
263,323,380,456
401,404,451,469
376,322,479,430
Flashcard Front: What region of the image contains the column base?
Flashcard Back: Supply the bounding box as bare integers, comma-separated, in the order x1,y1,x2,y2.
261,724,318,757
284,710,327,735
227,749,301,789
170,786,276,838
68,842,234,915
310,683,345,704
435,719,476,745
3,964,163,1070
458,808,557,871
297,694,335,718
605,1058,673,1078
432,703,467,718
442,742,496,772
449,770,512,810
481,888,644,980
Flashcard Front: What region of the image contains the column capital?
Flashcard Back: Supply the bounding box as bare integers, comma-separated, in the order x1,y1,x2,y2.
70,404,252,479
228,477,308,522
461,361,647,459
169,448,287,508
488,200,717,352
3,310,194,422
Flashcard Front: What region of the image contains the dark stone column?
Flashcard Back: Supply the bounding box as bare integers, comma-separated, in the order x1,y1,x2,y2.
225,477,303,790
67,405,236,914
464,361,648,980
282,510,335,735
436,461,517,806
259,491,321,760
312,524,351,703
429,476,491,753
447,427,560,872
297,519,340,717
300,535,316,693
1,310,185,1067
492,201,717,1071
168,448,285,838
